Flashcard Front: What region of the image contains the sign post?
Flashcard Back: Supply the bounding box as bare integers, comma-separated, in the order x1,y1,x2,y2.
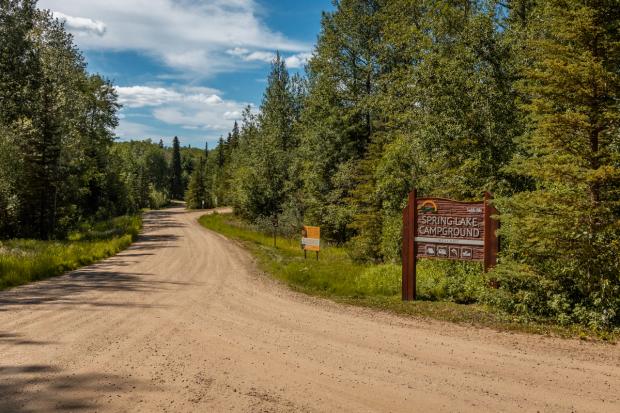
402,190,499,301
301,226,321,260
402,190,417,300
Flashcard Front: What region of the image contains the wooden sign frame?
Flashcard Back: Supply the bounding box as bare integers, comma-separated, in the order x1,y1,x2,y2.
401,190,499,301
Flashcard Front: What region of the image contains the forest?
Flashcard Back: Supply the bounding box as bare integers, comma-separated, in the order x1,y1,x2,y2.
1,0,619,330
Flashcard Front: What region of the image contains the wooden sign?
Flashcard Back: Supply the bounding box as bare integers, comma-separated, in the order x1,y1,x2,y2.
402,190,499,301
301,226,320,252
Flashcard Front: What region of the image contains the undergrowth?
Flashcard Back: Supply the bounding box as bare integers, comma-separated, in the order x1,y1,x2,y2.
199,213,618,341
0,215,142,290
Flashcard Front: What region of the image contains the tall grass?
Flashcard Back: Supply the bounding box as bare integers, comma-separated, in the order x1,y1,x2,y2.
0,215,142,290
199,213,485,301
199,213,617,340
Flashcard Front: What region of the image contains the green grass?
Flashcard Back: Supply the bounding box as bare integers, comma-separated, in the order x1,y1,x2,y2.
0,215,142,290
199,213,618,342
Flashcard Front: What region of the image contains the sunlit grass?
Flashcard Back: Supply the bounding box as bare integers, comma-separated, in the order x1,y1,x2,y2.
199,212,618,341
0,215,142,290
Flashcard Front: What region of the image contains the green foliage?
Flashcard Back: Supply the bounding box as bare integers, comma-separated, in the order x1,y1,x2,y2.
198,213,616,339
200,213,485,302
0,1,128,239
148,185,169,210
0,2,177,240
202,0,619,330
170,136,184,199
111,140,171,212
185,157,212,209
223,53,299,226
490,0,620,330
2,0,612,332
0,215,141,290
353,264,401,297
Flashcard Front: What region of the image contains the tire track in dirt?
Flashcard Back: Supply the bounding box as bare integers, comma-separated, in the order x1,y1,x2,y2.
1,206,618,412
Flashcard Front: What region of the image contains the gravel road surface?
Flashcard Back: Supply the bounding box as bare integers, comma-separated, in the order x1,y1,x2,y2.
1,207,618,412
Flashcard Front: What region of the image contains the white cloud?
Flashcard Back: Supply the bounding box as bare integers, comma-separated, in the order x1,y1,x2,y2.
204,95,223,104
244,51,276,64
224,111,242,120
116,86,184,108
226,49,312,69
40,0,311,74
116,84,248,136
116,85,222,108
53,11,106,36
285,52,312,69
226,47,250,56
115,120,157,138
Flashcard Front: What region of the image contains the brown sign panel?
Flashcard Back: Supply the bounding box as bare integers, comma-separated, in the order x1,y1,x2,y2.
401,190,499,301
415,198,485,262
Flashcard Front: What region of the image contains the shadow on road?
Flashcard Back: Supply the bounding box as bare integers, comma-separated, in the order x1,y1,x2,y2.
0,364,159,413
0,269,198,311
0,207,199,311
0,332,56,346
142,208,188,230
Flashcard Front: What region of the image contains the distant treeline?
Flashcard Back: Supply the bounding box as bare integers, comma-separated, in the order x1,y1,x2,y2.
191,0,619,329
0,1,203,239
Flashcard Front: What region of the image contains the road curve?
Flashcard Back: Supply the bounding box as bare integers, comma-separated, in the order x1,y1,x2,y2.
1,207,618,412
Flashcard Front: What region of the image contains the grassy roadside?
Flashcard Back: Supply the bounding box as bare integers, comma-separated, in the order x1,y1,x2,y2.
200,213,617,342
0,215,142,290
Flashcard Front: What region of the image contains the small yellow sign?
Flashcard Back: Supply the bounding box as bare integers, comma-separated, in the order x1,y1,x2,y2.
301,226,320,251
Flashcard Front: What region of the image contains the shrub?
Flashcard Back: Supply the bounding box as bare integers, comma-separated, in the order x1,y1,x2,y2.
354,264,401,296
0,215,141,290
482,260,620,330
149,185,169,209
417,260,485,304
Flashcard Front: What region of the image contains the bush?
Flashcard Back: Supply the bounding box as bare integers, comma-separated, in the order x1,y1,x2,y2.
354,264,401,296
481,261,620,330
149,185,170,210
352,262,484,302
417,260,485,303
0,215,141,290
379,212,402,263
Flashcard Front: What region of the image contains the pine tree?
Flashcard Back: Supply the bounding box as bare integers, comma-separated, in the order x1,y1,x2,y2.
229,121,240,150
217,136,225,168
185,157,208,209
158,139,164,149
170,136,184,199
299,0,382,245
260,51,296,151
17,9,90,239
230,54,296,226
204,141,208,158
493,0,620,328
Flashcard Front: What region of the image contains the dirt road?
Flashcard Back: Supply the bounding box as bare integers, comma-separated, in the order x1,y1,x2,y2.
1,207,618,412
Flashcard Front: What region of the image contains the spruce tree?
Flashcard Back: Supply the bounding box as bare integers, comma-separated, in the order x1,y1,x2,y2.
18,10,89,238
260,51,296,151
230,54,296,225
493,0,620,328
217,136,225,168
186,157,208,209
170,136,184,199
229,121,240,150
299,0,382,245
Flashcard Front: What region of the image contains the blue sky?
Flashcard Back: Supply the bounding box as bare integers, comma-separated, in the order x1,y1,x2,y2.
38,0,333,147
